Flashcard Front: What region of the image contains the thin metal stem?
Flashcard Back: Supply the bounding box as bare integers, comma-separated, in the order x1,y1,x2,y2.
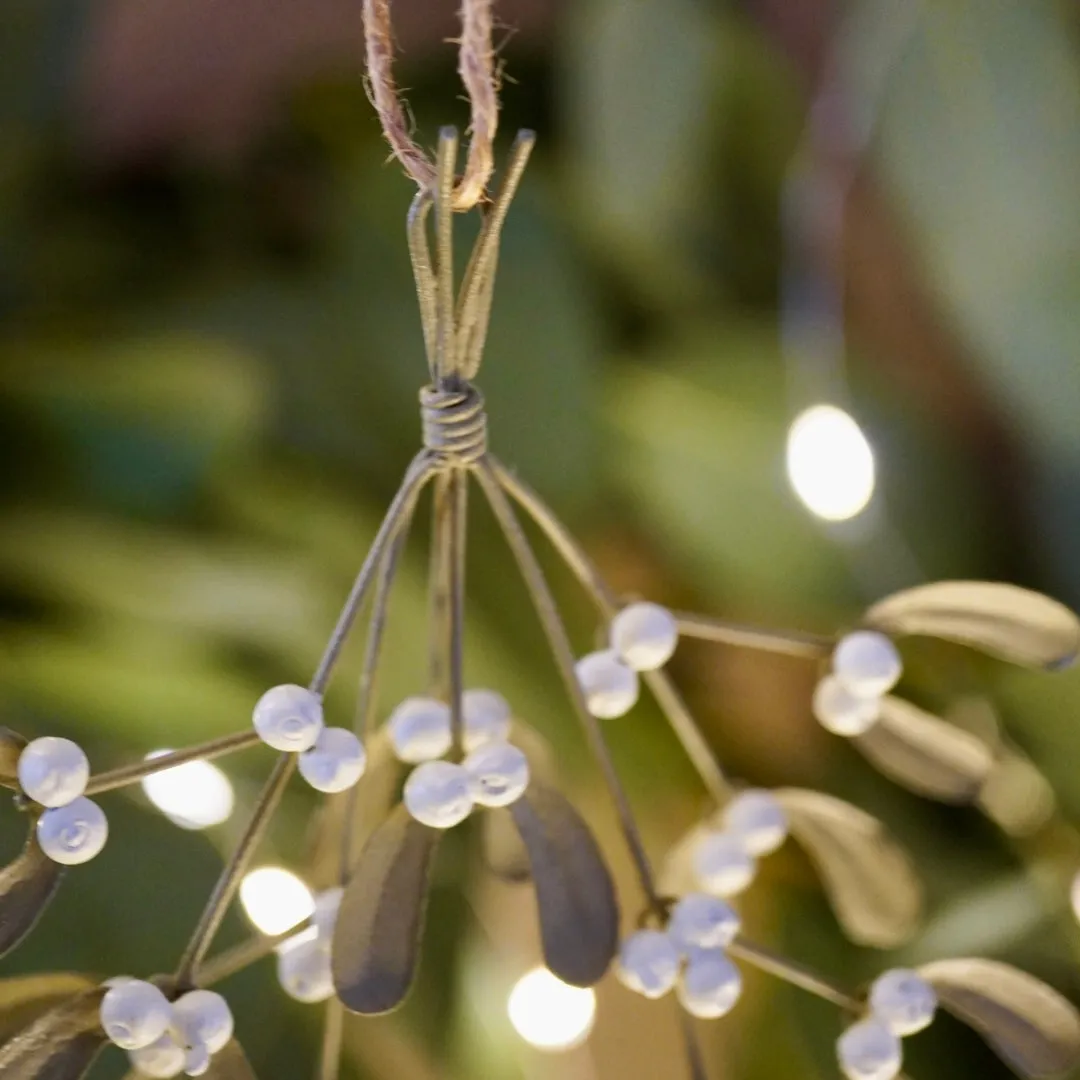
674,612,832,659
456,130,536,378
678,1009,710,1080
407,192,437,376
317,999,345,1080
197,928,295,987
309,452,434,694
427,473,452,700
490,459,730,805
434,129,458,382
473,457,662,913
84,731,259,796
448,470,468,755
728,937,860,1012
175,754,296,987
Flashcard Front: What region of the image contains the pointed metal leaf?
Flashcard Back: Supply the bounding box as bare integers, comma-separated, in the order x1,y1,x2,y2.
774,788,922,948
0,975,97,1045
853,696,994,803
919,958,1080,1077
509,782,619,987
864,582,1080,671
0,728,26,788
0,986,107,1080
332,804,440,1015
0,827,64,958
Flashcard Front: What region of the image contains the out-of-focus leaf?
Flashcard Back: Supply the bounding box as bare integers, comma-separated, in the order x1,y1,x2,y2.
0,727,26,787
205,1040,259,1079
0,974,96,1044
864,582,1080,670
0,827,64,958
481,810,531,884
0,985,107,1079
919,958,1080,1077
853,696,994,803
509,782,619,987
332,805,440,1015
659,817,716,899
775,788,921,948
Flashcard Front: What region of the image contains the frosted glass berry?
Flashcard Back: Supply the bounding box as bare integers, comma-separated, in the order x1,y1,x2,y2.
252,684,323,752
693,832,756,896
277,929,334,1003
677,950,743,1019
387,697,452,763
812,675,880,737
615,929,681,999
313,886,344,938
183,1042,211,1078
172,990,233,1054
575,650,639,718
100,979,173,1050
37,797,108,865
298,727,367,793
837,1018,903,1080
868,969,938,1036
463,741,530,808
833,631,902,697
462,688,512,751
403,760,474,828
667,893,740,953
611,602,679,671
722,789,789,856
128,1033,186,1079
17,737,89,809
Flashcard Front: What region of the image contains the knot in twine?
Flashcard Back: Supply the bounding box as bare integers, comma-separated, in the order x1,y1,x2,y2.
420,383,488,465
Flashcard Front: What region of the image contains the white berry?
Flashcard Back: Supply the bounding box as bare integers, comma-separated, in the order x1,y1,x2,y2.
17,737,89,808
129,1033,186,1078
837,1018,903,1080
387,697,452,763
615,929,681,999
677,949,743,1019
298,727,366,793
252,684,323,752
403,760,473,828
693,832,756,896
183,1042,211,1078
276,928,334,1003
868,969,937,1036
462,689,512,751
722,789,788,856
812,675,880,737
100,979,173,1050
313,886,344,938
575,650,639,718
172,990,233,1055
610,602,679,671
667,893,740,953
833,632,902,697
463,742,530,808
37,797,108,865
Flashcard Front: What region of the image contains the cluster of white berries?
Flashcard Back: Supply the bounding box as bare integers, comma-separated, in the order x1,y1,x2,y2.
575,602,679,718
16,736,108,865
276,887,343,1004
99,980,234,1078
812,631,902,738
837,969,938,1080
386,689,531,828
252,685,367,793
692,789,789,897
617,893,743,1018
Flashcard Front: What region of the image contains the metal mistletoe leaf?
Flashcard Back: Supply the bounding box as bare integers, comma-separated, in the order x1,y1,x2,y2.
0,727,26,787
864,581,1080,671
0,985,108,1080
919,958,1080,1077
0,826,64,958
332,804,440,1016
774,788,922,948
0,974,97,1045
853,696,994,804
508,782,619,987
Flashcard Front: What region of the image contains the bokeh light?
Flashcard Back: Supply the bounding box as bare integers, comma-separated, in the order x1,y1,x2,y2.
507,967,596,1051
141,750,235,830
239,867,315,936
786,404,876,521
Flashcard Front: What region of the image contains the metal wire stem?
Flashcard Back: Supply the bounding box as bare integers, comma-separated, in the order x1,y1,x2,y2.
728,937,860,1012
673,611,833,658
434,129,458,382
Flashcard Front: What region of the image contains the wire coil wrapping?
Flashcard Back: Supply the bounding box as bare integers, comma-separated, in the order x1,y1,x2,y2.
420,383,488,465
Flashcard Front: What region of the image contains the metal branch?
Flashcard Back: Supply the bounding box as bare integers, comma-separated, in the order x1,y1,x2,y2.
673,612,833,659
317,999,345,1080
434,129,459,382
728,937,860,1012
448,470,469,755
407,192,438,377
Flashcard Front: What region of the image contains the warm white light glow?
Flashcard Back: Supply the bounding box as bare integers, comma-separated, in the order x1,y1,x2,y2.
141,750,235,830
786,404,876,522
239,867,315,936
507,967,596,1051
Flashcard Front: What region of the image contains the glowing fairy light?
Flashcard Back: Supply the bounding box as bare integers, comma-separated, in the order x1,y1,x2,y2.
507,967,596,1051
239,867,315,936
141,750,234,830
786,404,876,522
